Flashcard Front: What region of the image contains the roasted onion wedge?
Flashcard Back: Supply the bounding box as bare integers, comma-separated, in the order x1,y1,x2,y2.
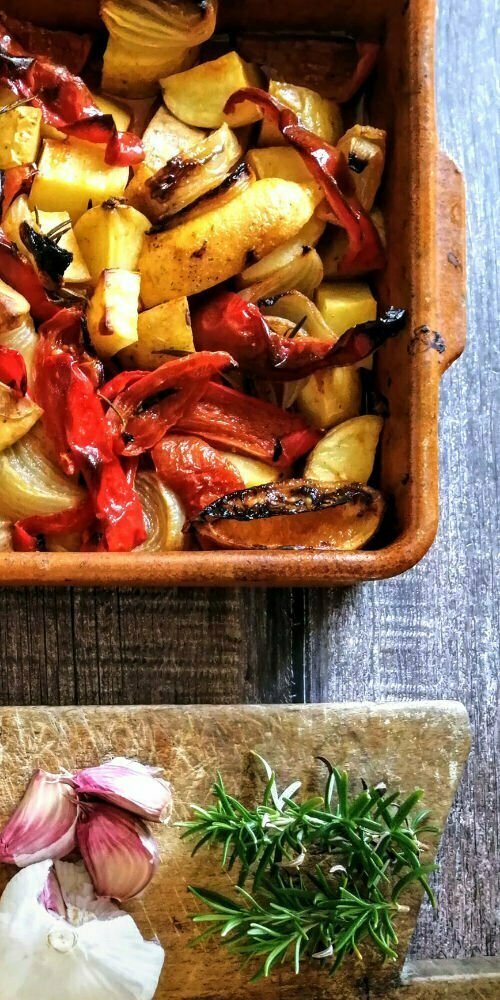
0,384,42,453
136,123,242,222
161,162,254,230
135,472,186,552
101,0,218,97
194,479,384,550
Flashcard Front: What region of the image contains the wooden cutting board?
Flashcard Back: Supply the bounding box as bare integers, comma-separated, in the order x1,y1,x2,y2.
0,701,495,999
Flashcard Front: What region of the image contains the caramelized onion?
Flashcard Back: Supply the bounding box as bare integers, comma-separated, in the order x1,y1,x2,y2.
0,431,84,520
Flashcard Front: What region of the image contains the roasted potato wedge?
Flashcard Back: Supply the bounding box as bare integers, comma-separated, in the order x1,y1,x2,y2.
297,367,362,430
0,384,42,453
36,210,91,285
0,105,42,169
305,415,384,483
259,81,343,147
118,297,194,370
139,178,320,306
74,199,149,282
194,479,384,550
29,139,130,223
133,123,241,222
316,282,377,336
247,146,318,187
337,125,386,212
141,106,205,172
87,268,140,359
219,453,281,489
163,162,255,230
101,0,217,97
161,51,262,128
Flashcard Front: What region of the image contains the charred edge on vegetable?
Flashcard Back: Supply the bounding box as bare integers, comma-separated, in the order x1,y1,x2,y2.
20,221,72,283
0,48,34,79
148,162,252,234
135,387,177,414
147,156,200,201
194,481,379,523
101,197,127,210
348,151,368,174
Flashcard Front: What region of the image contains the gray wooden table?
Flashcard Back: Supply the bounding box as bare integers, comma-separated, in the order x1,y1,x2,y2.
0,0,498,966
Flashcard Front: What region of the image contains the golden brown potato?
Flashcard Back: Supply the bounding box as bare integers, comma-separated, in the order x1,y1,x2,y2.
161,51,262,129
87,269,140,359
118,297,194,370
0,105,42,169
29,139,129,223
305,415,384,483
73,200,149,283
139,178,320,306
297,367,362,430
316,282,377,336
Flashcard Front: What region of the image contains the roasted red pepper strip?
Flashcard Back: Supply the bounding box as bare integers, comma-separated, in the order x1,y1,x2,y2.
0,13,92,75
12,497,94,552
0,344,27,395
153,435,245,519
0,231,61,321
0,163,37,220
176,382,320,467
193,292,406,381
0,30,144,167
34,312,146,551
225,88,384,275
335,41,380,103
104,351,235,456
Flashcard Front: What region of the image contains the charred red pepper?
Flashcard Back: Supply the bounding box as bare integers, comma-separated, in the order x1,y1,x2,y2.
34,311,147,552
0,13,92,75
225,87,385,275
0,28,144,167
153,435,245,519
175,382,320,467
12,498,94,552
0,163,37,220
103,351,235,456
335,41,380,103
193,292,406,381
0,344,27,395
0,231,62,321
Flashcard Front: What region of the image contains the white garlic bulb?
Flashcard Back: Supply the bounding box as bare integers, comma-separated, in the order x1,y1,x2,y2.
0,860,165,999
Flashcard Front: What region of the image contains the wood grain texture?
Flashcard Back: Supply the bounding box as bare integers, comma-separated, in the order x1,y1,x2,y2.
0,702,470,999
0,0,498,969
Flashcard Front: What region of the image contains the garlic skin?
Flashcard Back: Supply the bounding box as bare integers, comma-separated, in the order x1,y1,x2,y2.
77,802,160,901
0,861,165,1000
0,770,78,867
73,756,173,823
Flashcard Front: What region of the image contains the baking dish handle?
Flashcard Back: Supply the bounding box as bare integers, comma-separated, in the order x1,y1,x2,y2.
436,152,466,372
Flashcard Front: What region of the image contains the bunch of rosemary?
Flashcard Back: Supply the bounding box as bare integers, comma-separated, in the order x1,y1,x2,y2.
181,755,437,981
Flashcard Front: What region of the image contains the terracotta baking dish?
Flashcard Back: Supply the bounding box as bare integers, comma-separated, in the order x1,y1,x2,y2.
0,0,465,587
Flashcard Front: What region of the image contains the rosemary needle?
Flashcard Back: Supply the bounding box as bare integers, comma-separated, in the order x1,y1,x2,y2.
181,756,438,980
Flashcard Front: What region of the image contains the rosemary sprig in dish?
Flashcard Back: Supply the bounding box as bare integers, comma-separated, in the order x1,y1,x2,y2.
181,756,437,980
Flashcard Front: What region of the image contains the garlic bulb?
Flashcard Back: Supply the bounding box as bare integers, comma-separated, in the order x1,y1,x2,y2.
0,860,165,1000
